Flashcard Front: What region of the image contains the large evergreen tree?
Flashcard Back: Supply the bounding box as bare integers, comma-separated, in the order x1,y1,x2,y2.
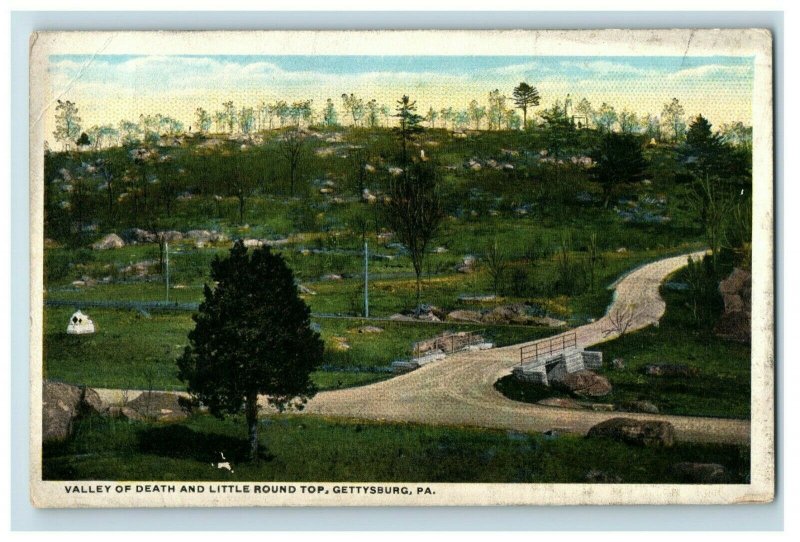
178,241,324,460
590,132,646,208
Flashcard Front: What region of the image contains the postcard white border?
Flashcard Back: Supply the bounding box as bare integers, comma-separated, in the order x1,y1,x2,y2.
28,29,774,508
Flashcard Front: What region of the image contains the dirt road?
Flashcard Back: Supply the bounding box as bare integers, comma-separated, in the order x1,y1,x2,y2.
296,250,751,445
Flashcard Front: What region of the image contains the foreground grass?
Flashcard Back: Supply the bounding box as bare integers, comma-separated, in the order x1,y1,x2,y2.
43,413,750,483
44,307,550,391
496,268,751,419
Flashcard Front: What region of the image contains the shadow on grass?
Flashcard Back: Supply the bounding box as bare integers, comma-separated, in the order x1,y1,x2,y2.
137,424,255,463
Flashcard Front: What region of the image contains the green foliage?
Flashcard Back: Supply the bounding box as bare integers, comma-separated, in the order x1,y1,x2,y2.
178,241,324,458
590,132,646,207
44,413,750,483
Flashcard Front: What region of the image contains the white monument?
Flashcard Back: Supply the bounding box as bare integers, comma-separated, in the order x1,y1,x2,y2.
66,310,95,335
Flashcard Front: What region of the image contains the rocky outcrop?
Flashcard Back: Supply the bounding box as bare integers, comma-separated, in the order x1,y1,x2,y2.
714,268,751,343
91,233,125,250
42,381,107,443
586,417,675,448
42,382,83,443
554,370,612,397
124,391,191,423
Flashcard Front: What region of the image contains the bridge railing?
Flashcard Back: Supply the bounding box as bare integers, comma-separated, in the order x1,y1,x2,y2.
519,331,577,365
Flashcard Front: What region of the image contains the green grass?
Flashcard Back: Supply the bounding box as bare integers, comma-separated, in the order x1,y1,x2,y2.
495,270,751,419
43,413,750,483
43,307,551,391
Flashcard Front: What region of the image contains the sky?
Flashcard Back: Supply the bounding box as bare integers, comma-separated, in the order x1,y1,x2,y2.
44,54,754,143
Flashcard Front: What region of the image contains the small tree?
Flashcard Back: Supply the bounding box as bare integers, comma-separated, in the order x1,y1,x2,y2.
53,99,82,151
384,160,444,310
278,128,308,196
178,241,324,460
484,239,509,297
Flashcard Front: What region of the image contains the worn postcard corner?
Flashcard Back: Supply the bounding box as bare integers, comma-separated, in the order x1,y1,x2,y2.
29,29,773,508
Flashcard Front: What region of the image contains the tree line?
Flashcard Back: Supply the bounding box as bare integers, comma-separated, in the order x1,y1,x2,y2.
51,82,753,152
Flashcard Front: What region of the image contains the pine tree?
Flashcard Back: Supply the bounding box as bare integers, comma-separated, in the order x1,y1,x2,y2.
178,241,323,460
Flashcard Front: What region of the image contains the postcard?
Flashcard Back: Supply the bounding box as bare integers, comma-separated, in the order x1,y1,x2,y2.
29,29,774,507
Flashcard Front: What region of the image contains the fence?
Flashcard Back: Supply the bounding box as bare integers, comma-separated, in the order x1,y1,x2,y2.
412,329,486,359
519,331,577,365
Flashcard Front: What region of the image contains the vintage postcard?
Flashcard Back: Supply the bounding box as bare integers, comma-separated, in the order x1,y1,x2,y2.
29,29,774,507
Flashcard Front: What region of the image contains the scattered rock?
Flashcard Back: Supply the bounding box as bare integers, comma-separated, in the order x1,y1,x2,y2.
642,364,699,377
612,358,626,370
159,230,183,242
125,392,191,423
329,336,351,351
616,247,627,253
80,387,106,415
715,268,751,343
554,370,612,397
671,462,730,483
107,406,146,422
446,310,484,324
297,284,317,295
481,303,537,325
456,255,477,274
321,274,343,281
530,316,568,327
586,417,675,448
42,381,83,443
536,397,586,410
243,239,263,248
620,400,659,414
357,326,383,334
122,228,157,244
186,230,226,243
92,233,125,250
585,469,623,483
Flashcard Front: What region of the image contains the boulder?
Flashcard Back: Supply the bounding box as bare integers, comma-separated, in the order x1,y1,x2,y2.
612,358,626,370
530,316,568,327
42,381,83,443
107,406,146,422
80,386,106,415
92,233,125,250
536,397,586,410
446,310,484,324
481,304,535,325
620,400,660,414
159,230,183,242
671,462,730,483
555,370,612,397
642,364,699,377
123,228,156,244
586,417,676,448
715,268,751,343
125,392,190,423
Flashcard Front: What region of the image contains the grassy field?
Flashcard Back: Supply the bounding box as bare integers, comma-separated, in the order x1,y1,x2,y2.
495,266,751,419
44,306,549,391
43,413,750,483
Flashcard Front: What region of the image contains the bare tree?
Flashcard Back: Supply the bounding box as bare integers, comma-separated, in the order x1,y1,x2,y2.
384,160,444,311
484,239,509,297
602,304,639,338
278,128,308,197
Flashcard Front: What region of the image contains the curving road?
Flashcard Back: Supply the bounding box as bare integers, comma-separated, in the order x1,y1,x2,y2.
292,250,751,445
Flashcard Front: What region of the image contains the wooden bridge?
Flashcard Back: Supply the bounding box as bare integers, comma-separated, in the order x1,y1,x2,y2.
519,331,577,365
